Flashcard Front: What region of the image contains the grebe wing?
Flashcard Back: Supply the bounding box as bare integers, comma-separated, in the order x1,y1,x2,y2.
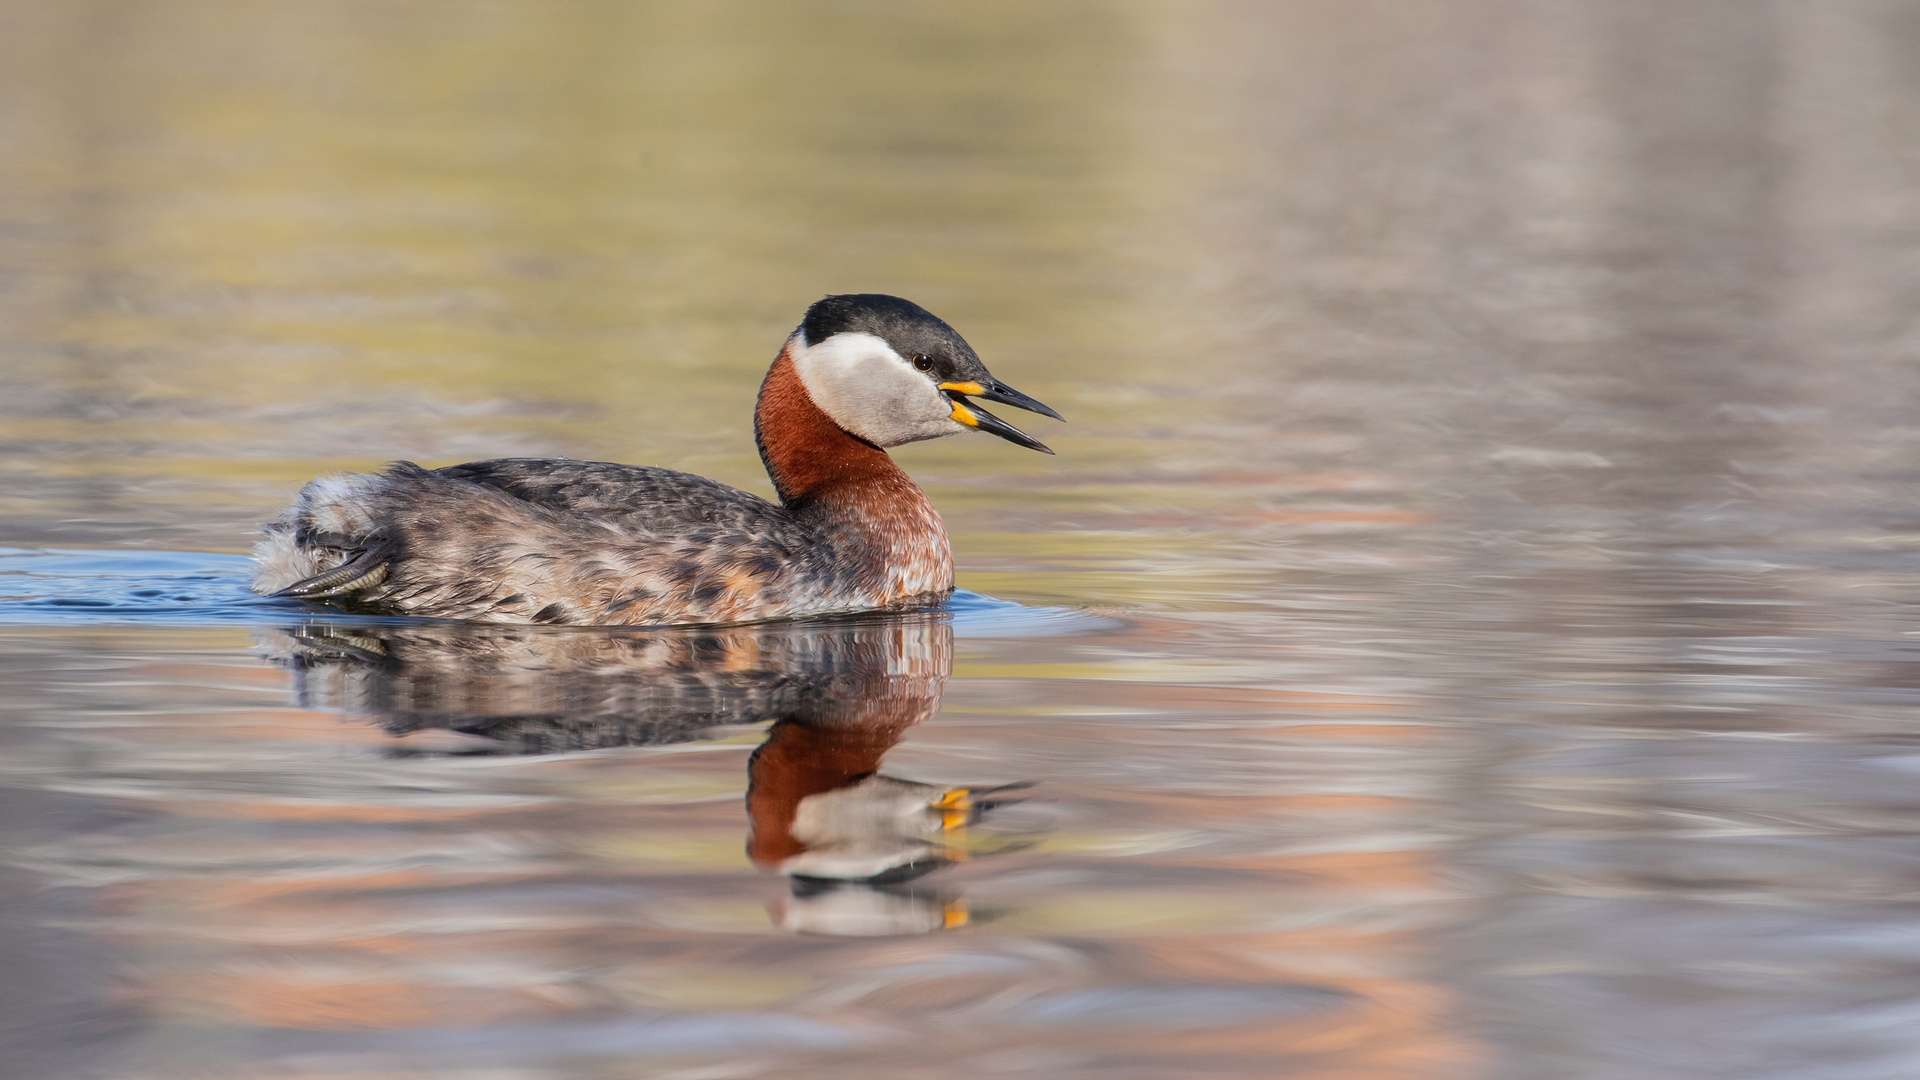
260,459,826,624
434,458,792,534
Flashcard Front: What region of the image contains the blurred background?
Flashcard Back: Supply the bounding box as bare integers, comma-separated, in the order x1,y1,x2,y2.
6,1,1920,1078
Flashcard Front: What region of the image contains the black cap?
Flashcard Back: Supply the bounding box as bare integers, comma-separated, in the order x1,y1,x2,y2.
800,294,988,383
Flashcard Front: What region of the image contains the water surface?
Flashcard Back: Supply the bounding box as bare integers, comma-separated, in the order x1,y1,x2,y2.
6,2,1920,1078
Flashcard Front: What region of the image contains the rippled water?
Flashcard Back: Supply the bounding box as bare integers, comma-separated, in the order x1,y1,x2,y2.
7,1,1920,1078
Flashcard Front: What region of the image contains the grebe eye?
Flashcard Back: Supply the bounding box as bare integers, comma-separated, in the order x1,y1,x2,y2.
912,355,934,372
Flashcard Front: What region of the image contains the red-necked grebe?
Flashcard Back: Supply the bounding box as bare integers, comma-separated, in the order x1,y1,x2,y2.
249,294,1062,625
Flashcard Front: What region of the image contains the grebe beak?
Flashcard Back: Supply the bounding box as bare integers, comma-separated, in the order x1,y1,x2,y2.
940,380,1061,454
939,379,1063,421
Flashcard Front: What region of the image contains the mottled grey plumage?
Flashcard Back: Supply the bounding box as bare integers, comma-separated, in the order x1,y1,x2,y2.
435,458,803,536
253,458,869,625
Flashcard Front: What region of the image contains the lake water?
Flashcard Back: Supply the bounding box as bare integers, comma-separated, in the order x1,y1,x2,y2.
6,2,1920,1078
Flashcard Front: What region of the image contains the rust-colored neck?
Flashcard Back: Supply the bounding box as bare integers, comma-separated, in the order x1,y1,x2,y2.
745,717,905,868
741,623,950,869
754,346,908,509
751,340,955,604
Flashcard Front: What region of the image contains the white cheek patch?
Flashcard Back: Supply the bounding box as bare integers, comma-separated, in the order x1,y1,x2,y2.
790,331,964,447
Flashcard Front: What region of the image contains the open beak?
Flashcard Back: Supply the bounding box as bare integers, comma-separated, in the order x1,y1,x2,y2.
939,380,1062,455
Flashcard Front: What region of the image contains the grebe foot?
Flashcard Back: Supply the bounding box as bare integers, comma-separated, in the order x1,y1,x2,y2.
272,545,392,599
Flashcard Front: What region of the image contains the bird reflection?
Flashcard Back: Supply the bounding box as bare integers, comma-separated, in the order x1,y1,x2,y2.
260,612,1018,935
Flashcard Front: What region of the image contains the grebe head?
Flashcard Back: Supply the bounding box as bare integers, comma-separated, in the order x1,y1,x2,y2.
789,293,1063,454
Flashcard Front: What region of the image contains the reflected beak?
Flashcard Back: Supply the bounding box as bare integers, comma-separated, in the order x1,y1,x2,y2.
939,380,1062,455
